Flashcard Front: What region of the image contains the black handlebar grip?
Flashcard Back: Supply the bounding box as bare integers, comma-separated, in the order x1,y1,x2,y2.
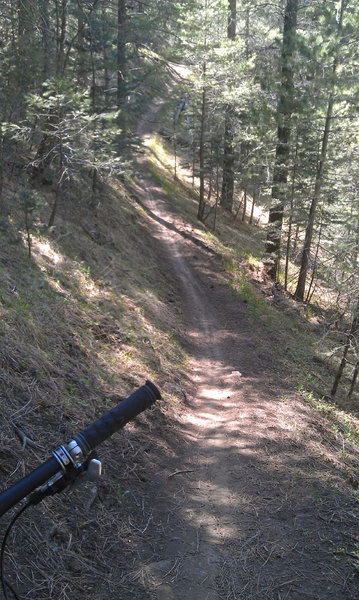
74,380,161,454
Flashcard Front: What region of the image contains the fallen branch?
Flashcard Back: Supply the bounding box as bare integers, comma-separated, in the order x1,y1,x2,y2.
10,421,44,451
167,469,195,479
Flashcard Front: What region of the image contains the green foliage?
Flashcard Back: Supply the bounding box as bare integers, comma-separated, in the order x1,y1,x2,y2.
24,79,122,181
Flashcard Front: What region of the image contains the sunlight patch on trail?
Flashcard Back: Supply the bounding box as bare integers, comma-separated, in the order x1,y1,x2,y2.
197,386,231,400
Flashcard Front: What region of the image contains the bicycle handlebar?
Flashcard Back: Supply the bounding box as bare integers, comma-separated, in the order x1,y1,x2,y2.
0,457,60,519
0,380,161,518
73,380,160,454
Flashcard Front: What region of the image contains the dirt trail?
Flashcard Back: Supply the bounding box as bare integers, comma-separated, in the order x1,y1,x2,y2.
130,111,359,599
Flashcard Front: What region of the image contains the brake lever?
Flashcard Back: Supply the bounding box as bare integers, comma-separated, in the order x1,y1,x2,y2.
70,457,102,490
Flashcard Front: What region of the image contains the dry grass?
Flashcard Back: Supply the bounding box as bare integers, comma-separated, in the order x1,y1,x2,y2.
0,172,189,598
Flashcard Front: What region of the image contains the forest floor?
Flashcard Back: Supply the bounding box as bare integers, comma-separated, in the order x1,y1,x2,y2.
117,99,359,599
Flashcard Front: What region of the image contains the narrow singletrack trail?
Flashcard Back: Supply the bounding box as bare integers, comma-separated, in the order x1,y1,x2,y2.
130,108,359,599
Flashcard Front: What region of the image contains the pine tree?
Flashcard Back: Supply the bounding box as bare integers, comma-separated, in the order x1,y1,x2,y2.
265,0,298,281
221,0,236,212
294,0,347,301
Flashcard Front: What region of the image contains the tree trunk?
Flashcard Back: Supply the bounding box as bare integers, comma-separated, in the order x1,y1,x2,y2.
40,0,50,80
348,361,359,400
102,2,110,107
48,133,64,227
284,214,293,291
55,0,68,76
284,135,298,290
249,190,255,225
353,215,359,265
244,0,250,57
87,12,97,109
331,312,358,399
294,0,346,301
242,188,247,222
192,134,196,187
48,186,60,228
292,223,299,256
233,191,243,221
17,0,34,109
294,98,334,300
221,0,236,212
32,108,57,183
221,105,235,211
24,204,32,259
117,0,127,108
174,121,177,180
77,9,87,87
265,0,298,280
214,153,219,231
305,210,323,303
198,64,207,222
92,167,98,193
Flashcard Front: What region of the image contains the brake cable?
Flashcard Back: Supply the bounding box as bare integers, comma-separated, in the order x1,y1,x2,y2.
0,502,29,600
0,380,161,599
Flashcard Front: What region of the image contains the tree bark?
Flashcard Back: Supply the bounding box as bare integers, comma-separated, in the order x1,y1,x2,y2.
77,7,87,87
348,361,359,400
40,0,51,80
221,0,236,212
192,133,196,187
305,210,323,303
48,186,60,228
102,1,110,107
48,130,64,227
56,0,68,76
242,188,247,222
17,0,34,109
249,190,255,225
198,63,207,222
117,0,127,108
265,0,298,280
284,135,298,290
174,120,177,179
214,152,220,231
292,223,299,256
294,97,334,300
24,203,32,259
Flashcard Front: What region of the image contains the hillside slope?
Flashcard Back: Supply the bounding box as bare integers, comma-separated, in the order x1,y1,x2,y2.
0,171,188,598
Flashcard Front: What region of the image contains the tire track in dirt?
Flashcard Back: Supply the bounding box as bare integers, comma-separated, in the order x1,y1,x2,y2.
136,149,245,600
